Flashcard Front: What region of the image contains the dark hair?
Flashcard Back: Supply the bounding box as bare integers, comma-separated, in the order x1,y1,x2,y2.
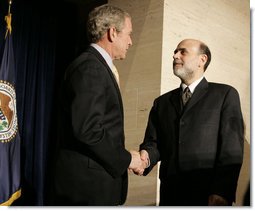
199,43,211,71
87,4,130,43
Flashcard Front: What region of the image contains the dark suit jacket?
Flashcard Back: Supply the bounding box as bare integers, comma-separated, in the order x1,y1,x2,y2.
140,78,244,204
51,46,131,205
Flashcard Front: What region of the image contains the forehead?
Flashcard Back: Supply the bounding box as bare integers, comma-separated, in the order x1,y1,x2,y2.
176,40,200,52
123,17,132,31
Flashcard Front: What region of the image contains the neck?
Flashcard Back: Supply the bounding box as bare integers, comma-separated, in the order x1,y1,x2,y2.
181,75,204,86
182,70,204,86
96,40,114,60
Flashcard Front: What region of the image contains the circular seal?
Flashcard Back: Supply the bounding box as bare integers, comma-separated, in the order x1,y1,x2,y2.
0,80,18,143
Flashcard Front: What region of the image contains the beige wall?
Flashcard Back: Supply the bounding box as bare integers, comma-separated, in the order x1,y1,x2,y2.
109,0,250,206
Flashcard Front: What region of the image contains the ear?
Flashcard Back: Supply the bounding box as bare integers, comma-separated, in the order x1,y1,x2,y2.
108,27,117,42
199,54,208,67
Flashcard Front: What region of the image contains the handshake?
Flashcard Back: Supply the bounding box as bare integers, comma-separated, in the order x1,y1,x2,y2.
128,150,149,176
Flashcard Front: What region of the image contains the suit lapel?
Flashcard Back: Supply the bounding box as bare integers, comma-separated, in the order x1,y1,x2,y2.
184,78,208,113
169,88,182,115
88,47,120,89
87,47,124,118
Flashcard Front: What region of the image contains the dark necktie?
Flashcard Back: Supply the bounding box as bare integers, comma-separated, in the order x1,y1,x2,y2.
182,87,192,106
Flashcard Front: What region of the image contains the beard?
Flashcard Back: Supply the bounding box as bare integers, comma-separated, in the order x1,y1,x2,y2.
173,66,194,81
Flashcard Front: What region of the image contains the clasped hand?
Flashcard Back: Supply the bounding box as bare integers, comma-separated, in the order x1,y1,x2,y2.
128,150,149,176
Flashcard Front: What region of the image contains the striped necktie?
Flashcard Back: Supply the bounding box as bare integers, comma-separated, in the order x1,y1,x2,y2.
182,87,192,106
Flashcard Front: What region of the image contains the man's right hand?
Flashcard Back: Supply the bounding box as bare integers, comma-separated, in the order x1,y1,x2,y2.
128,150,147,175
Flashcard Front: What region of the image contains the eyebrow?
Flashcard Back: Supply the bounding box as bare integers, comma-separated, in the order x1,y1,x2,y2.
174,48,188,54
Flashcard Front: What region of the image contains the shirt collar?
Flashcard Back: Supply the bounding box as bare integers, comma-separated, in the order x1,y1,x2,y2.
181,76,204,94
90,43,113,69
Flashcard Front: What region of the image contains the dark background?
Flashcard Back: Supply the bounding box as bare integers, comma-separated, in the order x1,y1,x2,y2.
0,0,106,205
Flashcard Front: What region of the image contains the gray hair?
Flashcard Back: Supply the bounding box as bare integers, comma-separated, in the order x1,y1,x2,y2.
199,42,211,71
87,4,131,43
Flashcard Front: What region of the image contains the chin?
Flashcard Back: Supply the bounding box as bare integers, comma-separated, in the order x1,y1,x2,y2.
115,54,126,60
120,55,126,60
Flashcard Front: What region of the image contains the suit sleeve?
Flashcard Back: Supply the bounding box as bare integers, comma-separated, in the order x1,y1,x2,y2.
211,87,244,202
69,61,131,178
140,100,161,175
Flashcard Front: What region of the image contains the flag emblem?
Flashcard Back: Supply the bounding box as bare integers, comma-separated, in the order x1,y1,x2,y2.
0,80,18,142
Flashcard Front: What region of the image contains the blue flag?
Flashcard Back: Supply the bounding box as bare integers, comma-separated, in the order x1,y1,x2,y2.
0,14,21,206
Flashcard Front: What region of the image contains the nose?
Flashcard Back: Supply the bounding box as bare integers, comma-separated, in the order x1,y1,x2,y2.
173,51,179,60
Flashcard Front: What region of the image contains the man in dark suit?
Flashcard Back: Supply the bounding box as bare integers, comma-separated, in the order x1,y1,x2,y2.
50,5,144,205
138,39,244,206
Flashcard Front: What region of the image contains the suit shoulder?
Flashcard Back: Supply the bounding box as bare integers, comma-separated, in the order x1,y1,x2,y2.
209,82,237,91
208,82,240,96
71,51,100,67
65,51,103,79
